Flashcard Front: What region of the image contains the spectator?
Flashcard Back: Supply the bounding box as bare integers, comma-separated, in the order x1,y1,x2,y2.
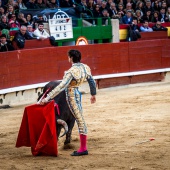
140,20,153,32
126,17,141,41
143,0,154,16
124,2,134,15
142,9,152,22
99,1,107,15
108,2,119,18
6,5,16,20
152,0,160,12
122,10,133,24
46,0,59,8
27,24,37,38
101,9,110,25
86,0,95,15
0,15,10,31
152,20,168,31
151,11,159,22
25,0,38,9
134,9,143,23
106,0,114,10
117,3,125,17
93,4,101,18
13,25,33,48
14,25,33,40
135,1,144,17
36,0,47,8
33,22,50,40
17,12,28,26
16,0,27,10
159,8,169,22
0,34,15,52
161,1,167,11
166,7,170,22
8,14,20,30
26,13,34,26
74,0,88,18
96,0,102,7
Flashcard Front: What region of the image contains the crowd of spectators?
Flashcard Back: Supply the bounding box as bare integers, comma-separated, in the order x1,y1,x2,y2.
0,0,170,51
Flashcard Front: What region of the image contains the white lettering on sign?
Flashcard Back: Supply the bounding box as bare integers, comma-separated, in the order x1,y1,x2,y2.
49,17,73,40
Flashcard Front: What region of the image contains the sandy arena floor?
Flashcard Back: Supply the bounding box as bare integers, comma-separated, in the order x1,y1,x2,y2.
0,82,170,170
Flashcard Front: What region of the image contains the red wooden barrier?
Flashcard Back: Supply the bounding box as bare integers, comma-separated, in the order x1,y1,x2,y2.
0,39,170,89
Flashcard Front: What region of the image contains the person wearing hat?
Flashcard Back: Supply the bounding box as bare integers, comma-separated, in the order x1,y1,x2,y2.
0,34,15,52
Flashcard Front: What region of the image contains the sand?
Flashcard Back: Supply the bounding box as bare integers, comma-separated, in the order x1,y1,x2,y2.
0,82,170,170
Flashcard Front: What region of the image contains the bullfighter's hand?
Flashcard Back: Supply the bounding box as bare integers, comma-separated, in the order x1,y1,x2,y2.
90,95,96,104
39,98,47,105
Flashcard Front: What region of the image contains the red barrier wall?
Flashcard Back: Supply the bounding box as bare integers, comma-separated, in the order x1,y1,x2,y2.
0,39,170,90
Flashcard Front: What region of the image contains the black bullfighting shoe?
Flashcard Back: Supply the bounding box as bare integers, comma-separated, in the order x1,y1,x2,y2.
71,150,88,156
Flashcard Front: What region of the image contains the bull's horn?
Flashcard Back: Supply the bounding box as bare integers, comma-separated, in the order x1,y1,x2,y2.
57,119,68,138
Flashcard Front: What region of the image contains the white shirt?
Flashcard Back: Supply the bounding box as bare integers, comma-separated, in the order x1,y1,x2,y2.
33,28,50,39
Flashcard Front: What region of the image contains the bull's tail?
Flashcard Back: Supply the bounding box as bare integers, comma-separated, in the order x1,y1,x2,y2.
37,87,51,104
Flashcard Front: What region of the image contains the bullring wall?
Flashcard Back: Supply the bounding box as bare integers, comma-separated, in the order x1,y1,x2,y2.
0,39,170,90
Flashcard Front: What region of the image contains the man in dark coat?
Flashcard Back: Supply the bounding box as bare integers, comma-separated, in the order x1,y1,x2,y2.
0,34,15,52
152,21,168,31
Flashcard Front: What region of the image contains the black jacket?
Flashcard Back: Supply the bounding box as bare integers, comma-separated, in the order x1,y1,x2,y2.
0,42,15,52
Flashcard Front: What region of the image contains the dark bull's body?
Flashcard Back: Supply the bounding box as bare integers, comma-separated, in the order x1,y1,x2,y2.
38,81,75,145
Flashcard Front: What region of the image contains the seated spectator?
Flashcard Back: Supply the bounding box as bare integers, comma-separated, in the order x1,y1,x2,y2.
8,14,20,31
124,2,134,15
33,22,50,40
33,14,47,28
135,1,144,17
86,0,95,16
159,8,169,22
151,11,159,23
36,0,47,8
122,10,133,24
17,12,28,26
0,34,15,52
0,15,10,31
126,17,141,41
27,24,37,38
26,13,34,26
16,0,27,10
134,9,143,23
93,4,101,18
101,9,110,25
6,5,16,20
166,7,170,22
143,0,154,16
13,25,33,48
140,20,153,32
117,3,125,17
142,9,152,22
99,1,107,15
46,0,59,8
25,0,38,9
108,2,119,18
152,21,168,31
14,25,33,40
152,0,160,12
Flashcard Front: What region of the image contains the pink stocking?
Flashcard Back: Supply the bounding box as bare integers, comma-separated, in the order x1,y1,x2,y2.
77,134,87,152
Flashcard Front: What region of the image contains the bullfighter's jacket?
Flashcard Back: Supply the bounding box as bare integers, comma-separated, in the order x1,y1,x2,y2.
45,62,96,135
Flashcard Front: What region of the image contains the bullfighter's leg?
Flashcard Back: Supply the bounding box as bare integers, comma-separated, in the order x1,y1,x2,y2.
65,88,88,156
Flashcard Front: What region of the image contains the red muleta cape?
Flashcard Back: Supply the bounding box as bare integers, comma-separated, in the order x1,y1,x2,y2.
16,100,58,156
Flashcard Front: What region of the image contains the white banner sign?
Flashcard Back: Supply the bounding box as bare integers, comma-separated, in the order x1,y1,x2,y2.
49,18,73,40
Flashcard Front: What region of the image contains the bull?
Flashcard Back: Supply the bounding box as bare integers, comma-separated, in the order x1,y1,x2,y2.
38,81,75,145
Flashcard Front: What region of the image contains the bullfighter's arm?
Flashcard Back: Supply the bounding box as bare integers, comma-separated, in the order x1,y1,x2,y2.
44,72,73,102
87,75,96,96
